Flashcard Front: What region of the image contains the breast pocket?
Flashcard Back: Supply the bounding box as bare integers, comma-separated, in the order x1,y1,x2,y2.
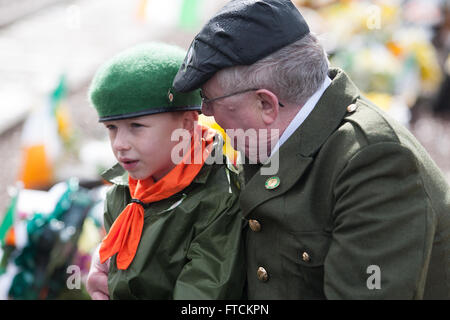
279,231,331,299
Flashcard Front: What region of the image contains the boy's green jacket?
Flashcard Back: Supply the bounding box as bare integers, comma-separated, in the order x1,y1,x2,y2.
101,137,246,299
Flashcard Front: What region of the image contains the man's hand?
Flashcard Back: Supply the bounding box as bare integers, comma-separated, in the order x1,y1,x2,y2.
86,244,110,300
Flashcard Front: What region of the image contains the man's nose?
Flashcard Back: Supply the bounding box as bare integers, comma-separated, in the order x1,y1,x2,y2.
201,103,213,117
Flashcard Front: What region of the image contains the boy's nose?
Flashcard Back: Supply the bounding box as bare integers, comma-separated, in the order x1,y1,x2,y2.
112,132,131,151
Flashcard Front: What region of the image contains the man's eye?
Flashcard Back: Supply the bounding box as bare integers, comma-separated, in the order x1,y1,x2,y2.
106,125,116,130
131,123,144,128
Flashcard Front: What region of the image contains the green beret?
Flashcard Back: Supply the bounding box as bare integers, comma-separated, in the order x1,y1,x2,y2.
89,42,201,122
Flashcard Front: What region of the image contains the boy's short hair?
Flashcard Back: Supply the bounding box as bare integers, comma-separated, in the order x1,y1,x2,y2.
89,42,202,122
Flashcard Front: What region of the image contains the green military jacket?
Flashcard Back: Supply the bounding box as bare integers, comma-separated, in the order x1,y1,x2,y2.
101,137,246,299
241,68,450,299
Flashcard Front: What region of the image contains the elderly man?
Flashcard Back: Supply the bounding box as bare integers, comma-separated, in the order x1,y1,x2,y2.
172,0,450,299
87,0,450,299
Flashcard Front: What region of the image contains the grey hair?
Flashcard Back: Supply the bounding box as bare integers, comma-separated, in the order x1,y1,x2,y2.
215,33,330,106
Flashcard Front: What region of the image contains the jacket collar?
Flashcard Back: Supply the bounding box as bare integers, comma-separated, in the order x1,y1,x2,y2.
101,133,226,186
101,162,129,186
293,68,361,157
240,68,361,217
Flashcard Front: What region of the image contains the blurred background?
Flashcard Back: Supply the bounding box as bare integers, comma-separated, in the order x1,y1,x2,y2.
0,0,449,299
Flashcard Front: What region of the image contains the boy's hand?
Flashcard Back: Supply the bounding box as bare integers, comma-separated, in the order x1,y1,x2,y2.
86,244,110,300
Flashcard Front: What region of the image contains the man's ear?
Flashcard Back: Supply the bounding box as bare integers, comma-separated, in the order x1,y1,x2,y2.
255,89,280,125
181,111,199,132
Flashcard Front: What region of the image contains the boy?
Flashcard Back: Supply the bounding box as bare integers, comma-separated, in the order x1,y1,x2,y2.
88,42,245,299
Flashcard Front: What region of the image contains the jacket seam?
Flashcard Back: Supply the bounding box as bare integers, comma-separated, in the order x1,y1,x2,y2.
358,99,402,144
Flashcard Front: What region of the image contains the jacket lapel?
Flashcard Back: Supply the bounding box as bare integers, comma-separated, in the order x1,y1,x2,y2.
240,151,313,217
239,68,361,217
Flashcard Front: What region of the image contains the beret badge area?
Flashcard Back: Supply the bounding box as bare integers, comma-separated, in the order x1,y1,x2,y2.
167,88,174,104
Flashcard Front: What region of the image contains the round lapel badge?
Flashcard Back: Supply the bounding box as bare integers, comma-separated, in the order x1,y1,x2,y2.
265,176,280,190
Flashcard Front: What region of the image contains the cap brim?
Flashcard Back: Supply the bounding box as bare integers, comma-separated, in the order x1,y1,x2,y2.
173,40,235,93
172,64,208,93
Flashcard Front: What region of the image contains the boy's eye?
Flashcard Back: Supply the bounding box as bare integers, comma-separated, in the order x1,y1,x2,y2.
130,123,144,128
105,124,117,130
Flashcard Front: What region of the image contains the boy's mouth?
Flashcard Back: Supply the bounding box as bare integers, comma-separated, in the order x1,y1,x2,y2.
120,158,139,170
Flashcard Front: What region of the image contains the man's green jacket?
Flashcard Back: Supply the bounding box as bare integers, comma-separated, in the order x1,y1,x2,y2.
242,68,450,299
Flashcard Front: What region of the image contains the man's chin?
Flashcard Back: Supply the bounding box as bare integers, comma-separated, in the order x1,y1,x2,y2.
242,148,269,165
230,140,271,164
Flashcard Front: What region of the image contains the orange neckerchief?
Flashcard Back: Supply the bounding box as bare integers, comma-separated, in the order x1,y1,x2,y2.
99,125,216,270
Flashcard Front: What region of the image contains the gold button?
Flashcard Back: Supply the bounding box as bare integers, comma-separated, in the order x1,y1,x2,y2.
248,219,261,232
257,267,269,282
347,104,357,113
302,251,310,262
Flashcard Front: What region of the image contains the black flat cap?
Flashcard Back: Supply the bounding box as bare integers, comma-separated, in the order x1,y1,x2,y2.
173,0,310,92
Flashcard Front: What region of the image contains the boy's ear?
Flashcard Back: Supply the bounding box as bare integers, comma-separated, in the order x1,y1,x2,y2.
255,89,280,125
181,111,199,131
